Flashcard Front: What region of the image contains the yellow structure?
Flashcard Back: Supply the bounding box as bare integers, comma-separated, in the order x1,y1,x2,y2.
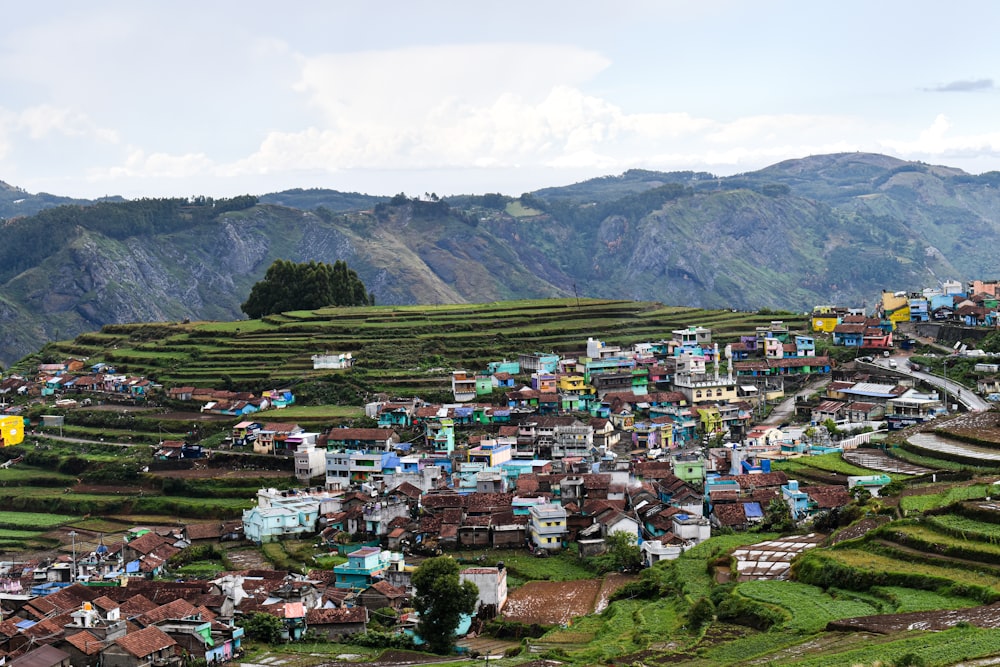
557,374,587,393
880,291,910,330
0,416,24,447
696,406,723,435
811,306,840,333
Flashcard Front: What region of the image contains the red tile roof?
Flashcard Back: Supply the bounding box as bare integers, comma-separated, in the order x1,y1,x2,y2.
306,607,367,624
114,626,176,658
65,630,103,655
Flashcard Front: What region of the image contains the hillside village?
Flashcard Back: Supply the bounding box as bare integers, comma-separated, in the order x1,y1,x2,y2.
0,281,998,666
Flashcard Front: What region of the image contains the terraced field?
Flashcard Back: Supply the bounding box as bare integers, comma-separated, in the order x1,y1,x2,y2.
41,299,807,392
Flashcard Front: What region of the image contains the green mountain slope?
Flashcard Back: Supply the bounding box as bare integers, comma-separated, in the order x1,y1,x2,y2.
0,152,993,365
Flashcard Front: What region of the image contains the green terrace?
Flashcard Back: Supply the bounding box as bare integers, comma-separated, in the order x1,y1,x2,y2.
40,298,807,390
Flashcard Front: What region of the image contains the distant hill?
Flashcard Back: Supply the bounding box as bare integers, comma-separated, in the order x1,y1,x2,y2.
1,152,996,365
0,179,104,219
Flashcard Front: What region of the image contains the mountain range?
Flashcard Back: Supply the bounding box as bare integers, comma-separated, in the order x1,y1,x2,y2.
1,151,997,366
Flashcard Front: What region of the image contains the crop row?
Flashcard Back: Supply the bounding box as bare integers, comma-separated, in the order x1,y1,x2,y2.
792,547,1000,602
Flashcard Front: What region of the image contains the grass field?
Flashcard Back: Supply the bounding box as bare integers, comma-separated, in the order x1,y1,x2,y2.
900,484,991,512
0,511,79,529
259,405,364,419
735,580,878,633
773,451,911,481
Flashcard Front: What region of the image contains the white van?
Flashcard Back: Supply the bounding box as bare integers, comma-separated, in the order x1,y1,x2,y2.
888,360,898,369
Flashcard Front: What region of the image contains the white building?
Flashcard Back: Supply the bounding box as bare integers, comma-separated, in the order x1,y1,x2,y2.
312,353,354,370
460,566,508,613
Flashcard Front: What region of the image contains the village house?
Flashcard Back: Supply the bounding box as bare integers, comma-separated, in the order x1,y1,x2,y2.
528,503,567,551
460,566,508,615
304,607,368,640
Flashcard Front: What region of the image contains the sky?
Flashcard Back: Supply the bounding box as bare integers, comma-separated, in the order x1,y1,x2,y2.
3,1,1000,200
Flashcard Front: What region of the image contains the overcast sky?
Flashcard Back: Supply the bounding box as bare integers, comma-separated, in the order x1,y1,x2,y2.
3,1,1000,200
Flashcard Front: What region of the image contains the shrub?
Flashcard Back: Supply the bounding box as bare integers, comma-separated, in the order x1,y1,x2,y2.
346,630,417,650
688,596,715,631
484,619,550,639
715,594,785,630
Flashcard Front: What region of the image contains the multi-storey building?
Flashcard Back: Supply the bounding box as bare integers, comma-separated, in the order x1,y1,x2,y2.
528,503,567,551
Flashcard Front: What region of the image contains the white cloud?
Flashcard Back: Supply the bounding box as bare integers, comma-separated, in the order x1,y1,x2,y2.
17,105,119,142
882,114,1000,157
224,44,732,178
92,149,214,181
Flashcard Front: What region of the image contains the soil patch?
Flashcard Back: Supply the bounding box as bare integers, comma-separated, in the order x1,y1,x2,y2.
71,483,150,494
319,649,452,667
937,412,1000,445
82,404,158,413
503,579,603,625
829,603,1000,633
829,516,891,545
224,546,272,570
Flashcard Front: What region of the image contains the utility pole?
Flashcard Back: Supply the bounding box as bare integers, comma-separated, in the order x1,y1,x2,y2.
943,357,950,413
68,531,77,582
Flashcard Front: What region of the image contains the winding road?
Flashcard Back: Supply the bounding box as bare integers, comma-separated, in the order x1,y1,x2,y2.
865,354,992,413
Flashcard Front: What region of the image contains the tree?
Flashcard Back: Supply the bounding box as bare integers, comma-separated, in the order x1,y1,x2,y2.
411,556,478,654
761,497,794,532
241,259,373,318
688,596,715,631
595,530,643,573
850,485,873,504
880,480,906,497
237,611,284,643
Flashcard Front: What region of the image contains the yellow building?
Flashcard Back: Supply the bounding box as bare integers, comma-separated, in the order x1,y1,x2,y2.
557,374,588,393
880,291,910,330
696,406,723,435
0,416,24,447
811,306,840,333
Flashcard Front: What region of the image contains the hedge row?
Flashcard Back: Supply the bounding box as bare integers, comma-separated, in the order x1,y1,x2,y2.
875,522,1000,567
791,550,1000,604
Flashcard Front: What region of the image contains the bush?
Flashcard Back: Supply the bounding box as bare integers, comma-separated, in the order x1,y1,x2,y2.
346,630,417,650
715,594,785,630
237,612,283,643
688,596,715,631
58,456,90,476
484,619,550,639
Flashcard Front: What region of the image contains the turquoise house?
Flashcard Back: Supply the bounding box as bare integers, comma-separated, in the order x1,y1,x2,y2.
334,546,390,590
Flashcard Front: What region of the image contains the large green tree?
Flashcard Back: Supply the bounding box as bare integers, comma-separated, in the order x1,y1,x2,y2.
240,259,373,318
237,611,284,643
411,556,478,654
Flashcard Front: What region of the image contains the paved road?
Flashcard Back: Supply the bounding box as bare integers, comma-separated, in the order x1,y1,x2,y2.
866,354,991,413
763,375,831,426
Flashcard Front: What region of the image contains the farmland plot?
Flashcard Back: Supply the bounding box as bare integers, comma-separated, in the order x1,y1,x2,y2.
503,579,604,625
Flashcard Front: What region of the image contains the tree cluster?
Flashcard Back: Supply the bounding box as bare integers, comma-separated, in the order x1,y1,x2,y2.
241,259,374,318
374,193,478,227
